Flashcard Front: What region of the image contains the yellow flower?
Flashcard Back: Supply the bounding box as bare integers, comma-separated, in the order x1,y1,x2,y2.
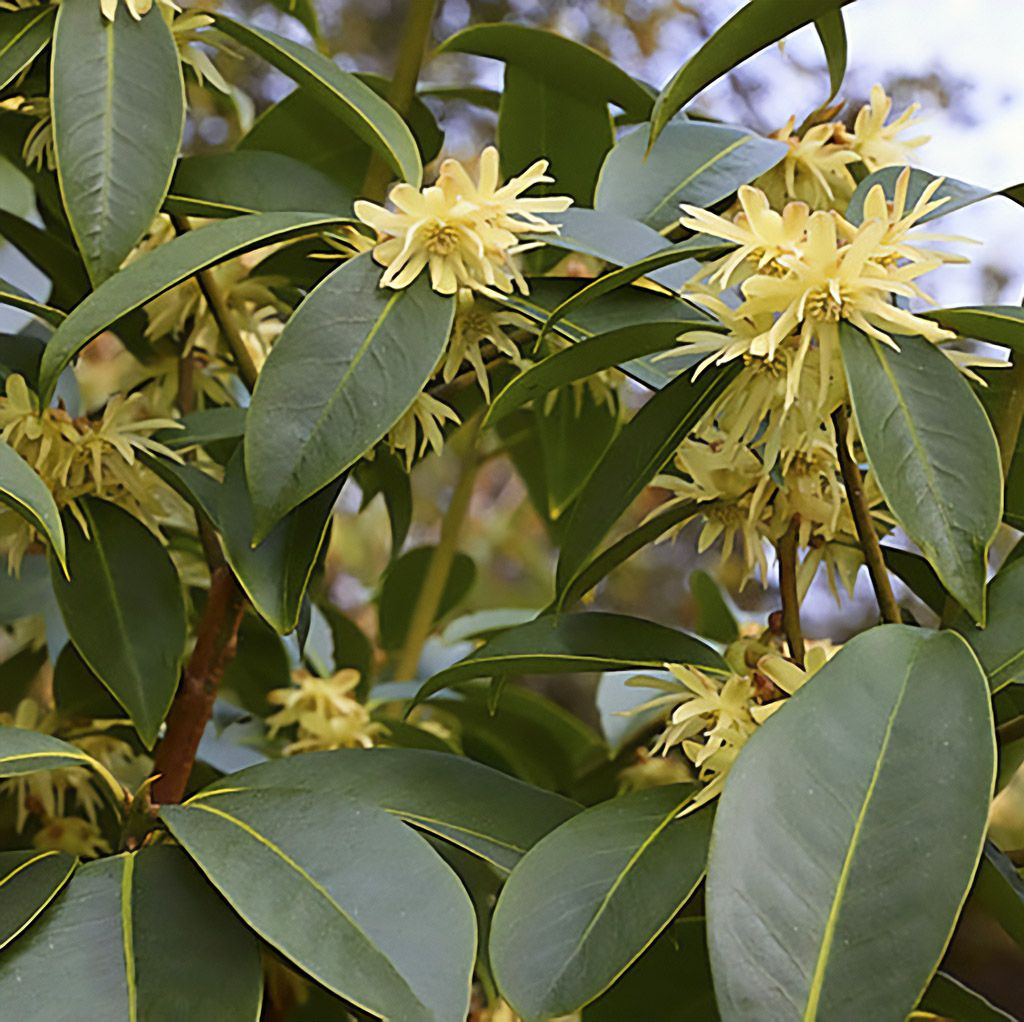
384,391,461,469
442,290,526,399
355,147,571,296
267,669,384,755
33,816,111,858
844,84,929,172
758,117,860,210
100,0,178,23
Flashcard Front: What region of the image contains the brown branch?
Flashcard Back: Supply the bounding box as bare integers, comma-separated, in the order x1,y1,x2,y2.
776,516,805,667
833,405,901,624
152,566,247,804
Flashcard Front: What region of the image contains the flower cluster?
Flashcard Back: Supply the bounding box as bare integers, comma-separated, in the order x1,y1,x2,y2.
266,668,385,756
355,146,572,297
0,374,183,572
626,636,835,809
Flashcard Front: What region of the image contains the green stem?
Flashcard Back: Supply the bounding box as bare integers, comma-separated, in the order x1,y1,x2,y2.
361,0,440,202
393,414,481,680
833,405,901,625
776,516,805,667
169,215,259,394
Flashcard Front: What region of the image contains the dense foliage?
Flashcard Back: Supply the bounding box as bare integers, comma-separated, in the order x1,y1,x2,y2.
0,0,1021,1018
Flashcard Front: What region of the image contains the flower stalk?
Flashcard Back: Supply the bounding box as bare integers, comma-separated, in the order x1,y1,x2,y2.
776,515,805,666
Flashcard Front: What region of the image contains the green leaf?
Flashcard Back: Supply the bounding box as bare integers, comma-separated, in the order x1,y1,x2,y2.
595,120,785,231
846,166,1024,225
244,252,455,537
220,612,292,715
354,449,412,558
0,6,55,91
583,918,719,1022
0,276,65,328
152,406,245,452
531,207,676,270
50,499,186,748
690,569,739,644
162,785,476,1022
840,325,1001,623
37,211,353,402
491,787,712,1018
0,724,113,779
436,24,653,120
52,0,184,284
0,437,65,572
195,746,580,872
0,849,76,952
559,499,699,608
649,0,856,146
918,972,1015,1022
954,556,1024,692
879,543,947,616
212,13,421,187
218,449,341,635
378,546,476,650
814,9,847,100
0,208,90,310
498,64,613,206
411,611,726,710
555,363,739,602
0,847,263,1021
485,324,689,428
167,151,353,218
922,305,1024,352
707,625,994,1022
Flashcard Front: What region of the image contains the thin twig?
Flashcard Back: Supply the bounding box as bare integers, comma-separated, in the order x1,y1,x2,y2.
776,516,805,667
833,405,901,624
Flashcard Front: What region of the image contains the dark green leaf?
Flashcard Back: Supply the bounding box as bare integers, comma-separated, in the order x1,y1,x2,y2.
37,211,353,402
212,14,421,186
922,305,1024,352
152,406,246,451
491,787,712,1018
0,437,65,572
707,626,994,1021
595,120,785,230
0,276,65,328
690,569,739,644
52,643,124,720
0,847,263,1021
973,841,1024,946
52,0,184,284
354,448,412,558
649,0,855,146
918,972,1015,1022
201,746,580,872
556,363,739,602
163,786,475,1021
879,543,947,616
437,24,652,119
378,546,476,650
0,849,76,953
955,557,1024,692
50,499,186,748
244,252,454,537
411,611,726,710
0,7,55,91
814,9,847,100
220,612,292,715
840,325,1001,623
167,151,353,218
0,209,89,310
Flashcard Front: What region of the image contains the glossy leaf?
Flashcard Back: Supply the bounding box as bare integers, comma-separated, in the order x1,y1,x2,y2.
0,849,76,952
0,7,55,91
0,276,65,328
918,972,1015,1022
973,841,1024,947
0,724,115,784
0,437,65,572
846,166,1024,225
814,9,847,100
378,546,476,650
52,0,184,284
707,625,994,1022
163,786,476,1022
595,120,785,230
923,304,1024,352
37,211,353,402
212,13,421,186
244,252,454,537
955,556,1024,692
411,611,726,709
167,151,353,218
437,24,653,120
841,325,1001,623
0,208,90,310
491,787,712,1018
195,746,580,872
50,499,186,748
0,847,262,1021
650,0,855,146
555,363,739,602
219,450,342,635
690,569,739,644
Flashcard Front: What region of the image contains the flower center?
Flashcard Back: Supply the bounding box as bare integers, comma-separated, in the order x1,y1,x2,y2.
806,283,848,322
424,221,462,255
